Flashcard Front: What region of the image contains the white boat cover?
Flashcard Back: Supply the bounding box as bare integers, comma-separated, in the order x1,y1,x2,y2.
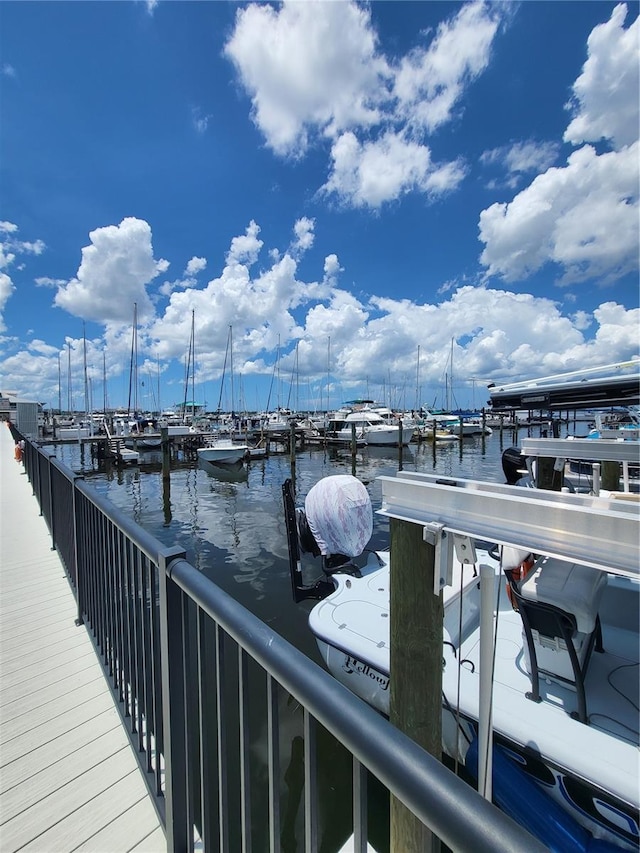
305,475,373,558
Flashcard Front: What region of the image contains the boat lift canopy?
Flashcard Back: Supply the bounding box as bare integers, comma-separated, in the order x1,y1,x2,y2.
487,360,640,411
378,471,639,578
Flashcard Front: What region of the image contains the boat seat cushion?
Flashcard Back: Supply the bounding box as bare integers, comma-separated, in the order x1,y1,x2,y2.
519,556,607,634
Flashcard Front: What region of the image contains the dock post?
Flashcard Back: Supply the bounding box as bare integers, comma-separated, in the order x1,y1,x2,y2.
536,457,563,490
161,427,170,480
398,419,403,471
601,460,620,491
289,422,296,478
157,548,190,853
389,517,442,852
72,473,85,626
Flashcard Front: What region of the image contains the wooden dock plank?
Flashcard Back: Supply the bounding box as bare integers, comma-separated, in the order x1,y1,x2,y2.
129,826,167,852
0,605,79,639
0,426,165,852
0,708,120,793
1,672,114,739
70,796,164,853
0,621,85,657
0,728,133,818
0,694,120,767
0,752,143,851
0,633,90,677
0,648,96,693
1,654,110,710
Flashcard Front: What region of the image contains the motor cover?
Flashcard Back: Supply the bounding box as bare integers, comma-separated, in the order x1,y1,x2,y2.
305,475,372,559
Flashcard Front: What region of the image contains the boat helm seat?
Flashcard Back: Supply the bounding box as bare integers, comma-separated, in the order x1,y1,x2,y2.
506,556,606,724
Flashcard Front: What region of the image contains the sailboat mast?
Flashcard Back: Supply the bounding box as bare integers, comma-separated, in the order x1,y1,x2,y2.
83,322,89,420
449,337,454,411
327,335,331,412
127,303,138,416
415,345,420,412
230,325,234,414
191,310,195,422
67,343,72,415
295,341,299,413
276,334,281,411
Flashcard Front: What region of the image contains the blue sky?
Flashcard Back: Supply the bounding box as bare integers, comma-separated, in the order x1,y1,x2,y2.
1,0,638,414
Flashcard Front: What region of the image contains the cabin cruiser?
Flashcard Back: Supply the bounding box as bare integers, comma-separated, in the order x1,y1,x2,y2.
325,407,409,446
283,472,639,852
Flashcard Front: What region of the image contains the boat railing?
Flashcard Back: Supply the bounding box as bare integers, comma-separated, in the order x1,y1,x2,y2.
21,438,543,853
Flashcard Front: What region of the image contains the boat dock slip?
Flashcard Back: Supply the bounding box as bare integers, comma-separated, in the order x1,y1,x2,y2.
0,426,165,852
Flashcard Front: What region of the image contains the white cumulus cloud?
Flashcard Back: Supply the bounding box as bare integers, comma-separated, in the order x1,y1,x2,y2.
479,142,639,285
564,3,639,149
393,1,505,133
54,217,168,324
479,4,639,287
224,0,387,157
323,130,465,209
225,0,505,209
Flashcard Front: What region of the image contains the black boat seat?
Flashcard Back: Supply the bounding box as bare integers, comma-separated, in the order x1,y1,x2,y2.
506,556,607,724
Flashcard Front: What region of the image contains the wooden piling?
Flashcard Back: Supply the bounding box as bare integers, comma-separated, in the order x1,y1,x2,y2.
389,517,443,852
601,460,620,491
536,457,563,491
289,422,296,478
161,427,170,481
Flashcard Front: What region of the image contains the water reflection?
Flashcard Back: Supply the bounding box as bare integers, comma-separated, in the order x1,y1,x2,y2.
198,457,249,483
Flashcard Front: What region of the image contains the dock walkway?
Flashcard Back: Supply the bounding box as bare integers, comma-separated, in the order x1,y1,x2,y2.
0,424,165,852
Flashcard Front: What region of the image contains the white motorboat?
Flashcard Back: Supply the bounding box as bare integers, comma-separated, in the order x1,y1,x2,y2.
455,416,493,437
259,409,292,433
283,473,639,852
326,407,409,446
196,438,248,465
588,408,640,442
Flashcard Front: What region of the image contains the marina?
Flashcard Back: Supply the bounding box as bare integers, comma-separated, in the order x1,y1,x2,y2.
1,421,543,853
2,373,639,852
2,0,638,847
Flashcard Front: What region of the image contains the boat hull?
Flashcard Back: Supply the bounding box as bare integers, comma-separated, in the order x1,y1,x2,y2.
331,426,407,446
315,638,639,851
309,551,639,852
196,442,248,464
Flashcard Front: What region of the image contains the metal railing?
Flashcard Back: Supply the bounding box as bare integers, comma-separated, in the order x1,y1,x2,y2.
22,438,542,853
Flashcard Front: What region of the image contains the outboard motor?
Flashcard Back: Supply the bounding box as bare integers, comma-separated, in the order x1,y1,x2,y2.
304,474,373,568
283,475,373,602
502,446,527,485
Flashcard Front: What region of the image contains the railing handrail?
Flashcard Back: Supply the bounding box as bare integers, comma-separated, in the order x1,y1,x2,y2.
21,435,543,853
167,556,542,852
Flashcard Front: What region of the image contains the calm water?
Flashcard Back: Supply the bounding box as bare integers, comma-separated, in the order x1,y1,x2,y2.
47,430,525,851
49,433,514,646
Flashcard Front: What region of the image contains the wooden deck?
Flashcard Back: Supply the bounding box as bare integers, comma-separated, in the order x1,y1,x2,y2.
0,425,165,852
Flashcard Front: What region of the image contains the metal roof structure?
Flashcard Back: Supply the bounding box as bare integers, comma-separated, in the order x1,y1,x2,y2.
488,361,640,411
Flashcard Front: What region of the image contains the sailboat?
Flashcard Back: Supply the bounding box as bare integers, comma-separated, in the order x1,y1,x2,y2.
120,303,161,450
57,339,91,440
197,324,249,466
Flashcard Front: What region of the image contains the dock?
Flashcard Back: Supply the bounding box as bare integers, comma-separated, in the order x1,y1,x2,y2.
0,424,165,852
